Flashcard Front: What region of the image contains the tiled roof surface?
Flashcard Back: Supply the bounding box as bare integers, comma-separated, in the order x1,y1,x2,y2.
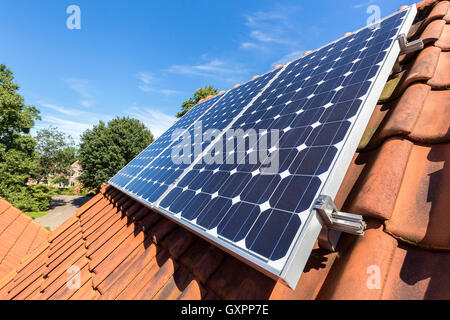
0,0,449,300
0,198,49,280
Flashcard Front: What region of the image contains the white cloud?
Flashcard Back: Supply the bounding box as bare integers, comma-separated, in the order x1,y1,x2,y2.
242,5,303,50
36,116,95,141
352,0,376,9
136,72,153,84
39,103,78,116
271,50,305,67
36,102,110,142
64,78,96,107
168,57,247,82
136,72,181,95
126,106,176,138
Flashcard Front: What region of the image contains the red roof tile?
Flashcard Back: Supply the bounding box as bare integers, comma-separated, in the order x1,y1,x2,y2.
0,0,449,300
0,198,49,280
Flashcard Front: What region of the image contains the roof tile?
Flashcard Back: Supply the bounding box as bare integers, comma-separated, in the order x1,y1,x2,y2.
369,84,430,147
345,138,413,220
269,246,338,300
424,1,450,25
178,279,207,300
380,243,450,299
435,24,450,50
317,224,398,300
410,89,450,142
427,50,450,88
421,19,446,43
394,46,441,96
206,255,276,299
385,143,450,250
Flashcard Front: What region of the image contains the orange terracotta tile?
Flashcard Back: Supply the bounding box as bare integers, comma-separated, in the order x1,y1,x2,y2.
424,1,450,25
386,144,450,250
86,214,134,257
369,84,431,147
160,226,196,259
147,218,177,244
96,241,157,298
133,257,178,300
420,19,446,44
0,207,21,235
91,230,146,286
47,262,91,300
427,51,450,88
153,265,192,300
444,7,450,22
40,257,89,300
416,0,438,10
75,193,103,217
435,23,450,50
394,46,441,96
41,248,88,294
115,249,170,300
345,138,413,220
132,207,151,222
48,216,78,243
88,223,139,271
317,225,397,299
381,243,450,300
138,211,161,231
178,279,206,300
269,245,338,300
44,240,85,277
410,89,450,142
206,255,276,299
83,205,122,243
333,152,370,210
191,244,226,284
69,278,98,300
0,199,12,215
7,265,46,299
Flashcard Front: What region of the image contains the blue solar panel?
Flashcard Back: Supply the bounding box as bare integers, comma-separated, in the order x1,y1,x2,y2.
113,70,278,203
109,94,223,188
109,7,416,288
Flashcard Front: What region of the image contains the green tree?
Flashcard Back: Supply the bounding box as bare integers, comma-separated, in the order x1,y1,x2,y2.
176,85,218,118
0,64,42,210
79,117,154,192
35,126,77,184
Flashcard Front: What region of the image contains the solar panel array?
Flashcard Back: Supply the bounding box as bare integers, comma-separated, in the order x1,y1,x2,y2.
110,7,415,286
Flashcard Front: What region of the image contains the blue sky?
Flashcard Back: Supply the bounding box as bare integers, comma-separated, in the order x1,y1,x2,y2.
1,0,415,141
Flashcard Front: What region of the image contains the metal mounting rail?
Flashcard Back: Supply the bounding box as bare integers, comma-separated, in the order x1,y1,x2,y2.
314,195,367,251
398,33,424,54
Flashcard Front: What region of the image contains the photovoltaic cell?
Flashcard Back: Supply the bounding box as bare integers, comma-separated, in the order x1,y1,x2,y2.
109,7,416,288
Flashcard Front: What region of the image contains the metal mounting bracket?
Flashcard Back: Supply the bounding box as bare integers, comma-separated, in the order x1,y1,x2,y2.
314,195,367,251
397,33,424,55
393,34,424,73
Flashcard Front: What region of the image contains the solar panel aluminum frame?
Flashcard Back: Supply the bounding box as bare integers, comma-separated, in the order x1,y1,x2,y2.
110,5,417,290
280,5,417,289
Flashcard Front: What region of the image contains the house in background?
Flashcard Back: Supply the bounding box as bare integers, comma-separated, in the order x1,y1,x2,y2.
27,160,83,189
67,160,82,188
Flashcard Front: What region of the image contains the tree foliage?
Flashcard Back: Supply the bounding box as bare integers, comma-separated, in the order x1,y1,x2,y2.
79,117,154,192
0,64,43,211
35,126,77,184
176,86,218,118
